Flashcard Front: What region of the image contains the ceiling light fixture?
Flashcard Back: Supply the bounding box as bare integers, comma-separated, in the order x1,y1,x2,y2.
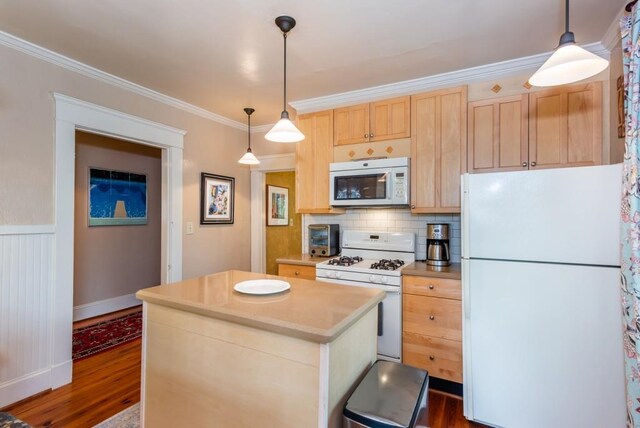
238,107,260,165
265,16,305,143
529,0,609,87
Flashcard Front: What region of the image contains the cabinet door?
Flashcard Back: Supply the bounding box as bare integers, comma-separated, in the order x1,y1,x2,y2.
296,110,337,213
333,104,369,146
468,95,528,173
529,82,602,169
411,87,467,213
370,96,410,142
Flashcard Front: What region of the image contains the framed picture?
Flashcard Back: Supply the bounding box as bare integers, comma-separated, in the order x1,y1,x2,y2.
201,173,235,224
267,185,289,226
88,167,147,226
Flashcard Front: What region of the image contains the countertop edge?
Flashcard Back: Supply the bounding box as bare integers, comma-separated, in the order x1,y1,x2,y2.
135,288,385,343
275,255,327,267
401,262,462,280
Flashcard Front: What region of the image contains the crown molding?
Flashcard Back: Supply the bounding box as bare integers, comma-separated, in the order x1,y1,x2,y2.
602,6,625,51
290,42,610,114
251,123,275,133
0,31,247,131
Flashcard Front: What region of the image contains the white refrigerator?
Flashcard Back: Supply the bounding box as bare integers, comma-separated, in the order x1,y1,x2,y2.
461,164,626,428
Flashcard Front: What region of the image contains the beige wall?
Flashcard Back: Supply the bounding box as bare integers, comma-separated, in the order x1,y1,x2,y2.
0,44,287,278
74,132,161,306
265,171,301,275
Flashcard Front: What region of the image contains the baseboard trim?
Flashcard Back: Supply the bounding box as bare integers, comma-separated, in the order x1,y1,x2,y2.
73,293,141,322
50,360,72,389
0,368,51,409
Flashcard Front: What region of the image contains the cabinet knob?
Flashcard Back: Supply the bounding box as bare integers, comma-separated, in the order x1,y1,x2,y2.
428,285,434,290
295,271,300,276
429,315,435,321
531,161,537,167
429,355,435,361
364,133,368,138
369,133,374,138
522,162,528,167
411,205,416,209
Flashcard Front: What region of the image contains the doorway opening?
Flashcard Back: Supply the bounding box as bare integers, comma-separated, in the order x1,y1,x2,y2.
53,93,185,389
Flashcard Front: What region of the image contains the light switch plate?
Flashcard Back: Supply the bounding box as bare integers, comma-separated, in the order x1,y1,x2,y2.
186,222,194,235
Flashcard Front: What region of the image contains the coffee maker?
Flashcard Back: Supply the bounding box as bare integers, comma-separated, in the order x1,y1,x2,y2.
426,223,450,267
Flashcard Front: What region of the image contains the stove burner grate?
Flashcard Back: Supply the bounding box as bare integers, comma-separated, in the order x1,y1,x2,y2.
370,259,405,271
327,256,363,267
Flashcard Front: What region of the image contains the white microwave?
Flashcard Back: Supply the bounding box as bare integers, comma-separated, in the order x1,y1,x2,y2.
329,157,410,207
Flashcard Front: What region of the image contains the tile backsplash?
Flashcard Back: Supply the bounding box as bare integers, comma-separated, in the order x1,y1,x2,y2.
303,209,461,263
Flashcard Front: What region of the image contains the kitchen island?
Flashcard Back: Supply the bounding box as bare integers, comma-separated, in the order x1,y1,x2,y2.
135,270,384,428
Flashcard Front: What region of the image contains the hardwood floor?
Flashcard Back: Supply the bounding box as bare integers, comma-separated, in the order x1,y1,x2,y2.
2,339,141,427
2,336,482,428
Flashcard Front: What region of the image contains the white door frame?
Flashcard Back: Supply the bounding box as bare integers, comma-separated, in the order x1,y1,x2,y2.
249,153,296,273
52,93,186,388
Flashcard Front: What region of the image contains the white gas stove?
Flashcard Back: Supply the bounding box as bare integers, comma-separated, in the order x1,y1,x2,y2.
315,230,415,362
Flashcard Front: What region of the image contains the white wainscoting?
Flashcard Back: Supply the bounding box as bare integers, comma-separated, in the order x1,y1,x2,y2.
0,228,54,407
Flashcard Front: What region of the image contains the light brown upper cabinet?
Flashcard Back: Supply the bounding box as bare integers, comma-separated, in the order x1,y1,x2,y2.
468,95,529,173
529,81,602,169
296,110,343,214
411,87,467,214
468,82,602,173
334,96,410,146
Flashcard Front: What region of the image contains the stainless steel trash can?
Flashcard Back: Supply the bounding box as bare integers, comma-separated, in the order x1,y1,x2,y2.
343,360,429,428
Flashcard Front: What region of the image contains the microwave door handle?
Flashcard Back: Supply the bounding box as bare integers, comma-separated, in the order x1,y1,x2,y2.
386,173,392,200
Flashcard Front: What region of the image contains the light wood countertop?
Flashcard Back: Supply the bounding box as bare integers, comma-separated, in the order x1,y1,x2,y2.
402,262,462,280
275,253,329,266
136,270,384,343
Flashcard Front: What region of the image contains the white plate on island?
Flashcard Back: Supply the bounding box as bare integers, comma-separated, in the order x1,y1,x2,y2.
234,279,291,295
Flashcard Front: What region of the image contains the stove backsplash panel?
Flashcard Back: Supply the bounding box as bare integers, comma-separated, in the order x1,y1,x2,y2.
303,209,461,263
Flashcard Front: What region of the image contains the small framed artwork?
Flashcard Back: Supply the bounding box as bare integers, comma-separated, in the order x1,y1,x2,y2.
267,185,289,226
88,168,147,226
201,173,235,225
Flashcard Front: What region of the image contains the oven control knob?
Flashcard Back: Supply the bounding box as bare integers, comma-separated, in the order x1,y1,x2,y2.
380,276,388,284
369,275,376,282
328,271,335,279
335,271,341,279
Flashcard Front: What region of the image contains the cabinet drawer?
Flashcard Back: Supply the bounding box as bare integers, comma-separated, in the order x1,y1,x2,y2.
403,276,461,300
403,295,461,341
403,332,462,383
277,264,316,280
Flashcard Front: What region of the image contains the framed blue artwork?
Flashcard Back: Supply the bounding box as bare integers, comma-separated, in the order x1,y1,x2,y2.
88,168,148,226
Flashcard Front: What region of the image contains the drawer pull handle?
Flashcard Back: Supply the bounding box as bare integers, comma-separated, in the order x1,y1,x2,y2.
428,285,434,290
295,271,300,276
429,315,435,321
429,355,435,361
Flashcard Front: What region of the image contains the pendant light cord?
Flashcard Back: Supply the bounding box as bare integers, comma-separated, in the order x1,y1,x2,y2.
283,32,288,114
565,0,569,33
248,113,251,150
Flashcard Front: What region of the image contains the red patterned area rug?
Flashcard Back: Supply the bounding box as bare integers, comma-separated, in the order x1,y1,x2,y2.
73,311,143,360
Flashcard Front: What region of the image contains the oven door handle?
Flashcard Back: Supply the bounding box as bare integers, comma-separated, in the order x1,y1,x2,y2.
377,302,383,336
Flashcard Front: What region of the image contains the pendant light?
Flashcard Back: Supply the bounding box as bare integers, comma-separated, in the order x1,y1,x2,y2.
238,107,260,165
265,16,305,143
529,0,609,87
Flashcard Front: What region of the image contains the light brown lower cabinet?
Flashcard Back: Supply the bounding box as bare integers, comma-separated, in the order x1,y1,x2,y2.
277,263,316,280
402,275,463,383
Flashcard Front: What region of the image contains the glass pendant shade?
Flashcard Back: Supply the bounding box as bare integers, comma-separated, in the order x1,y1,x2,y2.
265,113,305,143
238,107,260,165
529,43,609,87
238,149,260,165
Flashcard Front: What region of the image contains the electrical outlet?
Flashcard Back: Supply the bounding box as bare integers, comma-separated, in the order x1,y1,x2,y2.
289,219,294,226
186,222,194,235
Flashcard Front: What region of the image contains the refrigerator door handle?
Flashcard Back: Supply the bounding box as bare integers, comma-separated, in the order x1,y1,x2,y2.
463,259,470,320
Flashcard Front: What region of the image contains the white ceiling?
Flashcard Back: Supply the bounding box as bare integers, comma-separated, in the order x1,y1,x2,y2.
0,0,627,125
